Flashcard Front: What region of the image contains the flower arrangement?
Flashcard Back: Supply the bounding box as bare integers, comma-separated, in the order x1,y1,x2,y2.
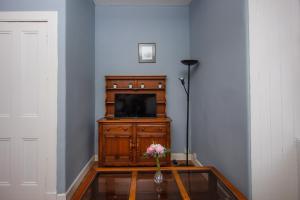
144,143,169,171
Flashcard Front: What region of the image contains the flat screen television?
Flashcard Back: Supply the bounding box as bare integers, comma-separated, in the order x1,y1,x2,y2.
115,94,156,118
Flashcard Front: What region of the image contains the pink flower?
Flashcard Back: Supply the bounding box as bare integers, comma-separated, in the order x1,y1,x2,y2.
144,143,168,159
146,146,155,155
155,144,165,155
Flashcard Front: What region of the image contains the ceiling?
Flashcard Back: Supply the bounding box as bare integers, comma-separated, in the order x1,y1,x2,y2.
94,0,192,6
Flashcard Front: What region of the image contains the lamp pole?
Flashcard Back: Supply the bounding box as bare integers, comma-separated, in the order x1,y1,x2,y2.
180,60,199,166
186,64,191,166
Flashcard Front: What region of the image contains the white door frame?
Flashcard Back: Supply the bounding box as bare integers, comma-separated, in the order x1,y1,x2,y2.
0,12,58,200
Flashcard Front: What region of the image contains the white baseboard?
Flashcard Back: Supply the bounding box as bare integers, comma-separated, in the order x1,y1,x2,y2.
46,192,58,200
171,153,193,160
191,153,203,166
170,153,203,166
56,194,66,200
170,152,203,166
57,155,95,200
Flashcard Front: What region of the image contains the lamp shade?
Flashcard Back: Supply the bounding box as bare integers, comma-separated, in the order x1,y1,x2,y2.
181,60,199,66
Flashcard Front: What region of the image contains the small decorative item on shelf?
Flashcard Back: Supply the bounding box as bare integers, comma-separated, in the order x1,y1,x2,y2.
158,82,163,89
144,143,169,184
113,84,117,89
140,83,145,89
128,83,133,89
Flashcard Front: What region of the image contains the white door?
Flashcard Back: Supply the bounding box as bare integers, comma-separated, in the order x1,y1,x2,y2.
0,21,53,200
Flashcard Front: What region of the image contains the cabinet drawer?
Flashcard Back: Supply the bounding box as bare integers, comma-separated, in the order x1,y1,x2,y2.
137,124,167,133
103,124,132,134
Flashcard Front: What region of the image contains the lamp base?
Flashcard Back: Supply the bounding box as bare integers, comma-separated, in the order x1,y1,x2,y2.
172,159,194,166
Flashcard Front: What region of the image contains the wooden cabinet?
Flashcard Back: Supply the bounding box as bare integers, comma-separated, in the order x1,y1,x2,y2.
98,118,171,166
98,75,171,167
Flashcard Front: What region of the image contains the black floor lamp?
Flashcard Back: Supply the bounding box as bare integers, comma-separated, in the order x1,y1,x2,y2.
179,60,199,166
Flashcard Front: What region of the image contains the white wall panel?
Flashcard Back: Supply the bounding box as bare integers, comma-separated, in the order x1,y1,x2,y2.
249,0,300,199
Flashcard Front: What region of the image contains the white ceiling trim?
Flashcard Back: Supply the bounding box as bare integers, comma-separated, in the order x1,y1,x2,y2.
94,0,192,6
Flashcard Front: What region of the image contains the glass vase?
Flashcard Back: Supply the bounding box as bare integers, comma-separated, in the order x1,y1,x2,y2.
154,170,163,184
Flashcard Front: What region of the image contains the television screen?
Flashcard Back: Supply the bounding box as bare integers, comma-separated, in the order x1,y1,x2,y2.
115,94,156,118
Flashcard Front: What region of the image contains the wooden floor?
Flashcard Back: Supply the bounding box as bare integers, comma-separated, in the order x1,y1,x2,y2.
70,163,247,200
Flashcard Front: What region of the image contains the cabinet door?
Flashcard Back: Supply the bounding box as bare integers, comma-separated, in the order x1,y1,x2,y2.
102,124,133,166
136,124,169,165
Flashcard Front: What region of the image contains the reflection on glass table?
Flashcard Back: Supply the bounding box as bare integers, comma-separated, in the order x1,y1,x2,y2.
136,171,181,200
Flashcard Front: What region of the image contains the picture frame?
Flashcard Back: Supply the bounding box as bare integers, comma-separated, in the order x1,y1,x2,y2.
138,43,156,63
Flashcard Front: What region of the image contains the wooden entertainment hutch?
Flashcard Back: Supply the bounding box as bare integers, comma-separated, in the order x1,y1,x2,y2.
97,76,171,166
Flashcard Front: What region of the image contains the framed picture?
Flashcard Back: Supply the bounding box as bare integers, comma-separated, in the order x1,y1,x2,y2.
138,43,156,63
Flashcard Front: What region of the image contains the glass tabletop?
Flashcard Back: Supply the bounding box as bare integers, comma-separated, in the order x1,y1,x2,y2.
81,172,131,200
178,171,237,200
79,168,245,200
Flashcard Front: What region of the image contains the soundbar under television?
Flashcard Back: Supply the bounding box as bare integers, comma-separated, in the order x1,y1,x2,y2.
114,94,156,118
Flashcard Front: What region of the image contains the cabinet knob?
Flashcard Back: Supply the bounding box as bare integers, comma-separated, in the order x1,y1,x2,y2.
142,128,145,131
129,139,135,149
130,142,133,149
105,128,110,132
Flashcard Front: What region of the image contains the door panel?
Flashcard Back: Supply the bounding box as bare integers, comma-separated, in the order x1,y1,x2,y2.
22,138,39,184
19,31,41,116
136,124,169,165
0,31,13,118
103,134,133,165
136,124,168,165
0,138,11,186
136,134,168,165
0,22,49,200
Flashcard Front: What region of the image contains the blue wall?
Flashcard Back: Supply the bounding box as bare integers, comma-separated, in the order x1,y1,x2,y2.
0,0,67,193
95,6,190,153
190,0,250,196
65,0,95,193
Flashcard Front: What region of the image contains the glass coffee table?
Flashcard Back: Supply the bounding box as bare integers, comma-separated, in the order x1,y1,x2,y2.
71,167,247,200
